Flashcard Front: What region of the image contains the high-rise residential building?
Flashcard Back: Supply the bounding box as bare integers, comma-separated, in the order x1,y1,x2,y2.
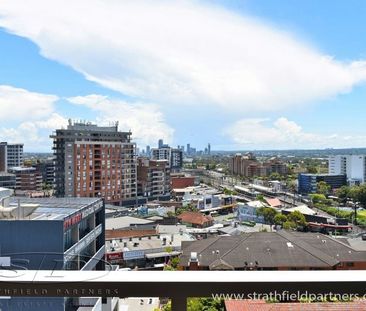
329,155,366,185
229,153,287,178
0,142,24,171
0,194,106,310
151,147,183,172
51,120,137,206
137,157,171,200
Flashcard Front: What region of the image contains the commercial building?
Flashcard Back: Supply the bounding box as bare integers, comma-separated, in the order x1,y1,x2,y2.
0,142,24,171
0,194,106,310
105,229,194,268
8,166,43,191
329,155,366,185
0,172,16,189
151,147,183,172
51,120,137,206
298,173,347,194
180,231,366,270
137,157,171,200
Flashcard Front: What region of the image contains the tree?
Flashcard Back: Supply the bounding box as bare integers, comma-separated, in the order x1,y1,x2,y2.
307,166,318,174
269,172,281,181
176,203,198,215
257,207,278,230
317,181,331,195
288,211,307,227
274,214,287,226
336,186,350,204
187,298,225,311
283,220,297,230
310,193,327,204
349,184,366,225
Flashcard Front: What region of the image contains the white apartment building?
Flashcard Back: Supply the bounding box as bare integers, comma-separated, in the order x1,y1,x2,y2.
0,142,24,171
329,155,366,185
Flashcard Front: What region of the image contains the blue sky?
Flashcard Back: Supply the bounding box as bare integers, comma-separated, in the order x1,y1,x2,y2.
0,0,366,152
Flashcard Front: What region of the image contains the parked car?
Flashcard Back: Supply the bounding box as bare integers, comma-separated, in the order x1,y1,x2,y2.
362,233,366,241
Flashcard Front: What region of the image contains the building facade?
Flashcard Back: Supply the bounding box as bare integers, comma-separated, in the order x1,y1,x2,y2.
0,195,106,311
229,153,287,178
0,142,24,171
51,121,137,206
35,158,55,187
151,147,183,172
137,157,171,200
0,172,16,189
329,155,366,185
298,173,347,194
8,166,43,191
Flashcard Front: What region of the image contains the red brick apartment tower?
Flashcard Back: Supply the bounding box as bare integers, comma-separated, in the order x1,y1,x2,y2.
51,120,137,205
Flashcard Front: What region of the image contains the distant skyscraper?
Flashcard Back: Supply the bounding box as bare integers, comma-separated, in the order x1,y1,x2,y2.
208,143,211,155
187,143,191,155
51,120,137,205
158,139,164,148
146,145,151,157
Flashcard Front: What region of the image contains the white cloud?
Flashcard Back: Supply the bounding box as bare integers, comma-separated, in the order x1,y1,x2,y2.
0,1,366,111
0,85,58,120
224,117,366,149
0,85,67,150
67,95,174,146
0,113,68,150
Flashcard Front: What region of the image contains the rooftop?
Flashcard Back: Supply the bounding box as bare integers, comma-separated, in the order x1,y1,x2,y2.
106,232,194,254
178,211,213,226
106,216,155,230
180,231,366,269
0,197,103,221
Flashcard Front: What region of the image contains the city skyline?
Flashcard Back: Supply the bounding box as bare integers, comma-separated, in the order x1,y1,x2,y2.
1,0,366,152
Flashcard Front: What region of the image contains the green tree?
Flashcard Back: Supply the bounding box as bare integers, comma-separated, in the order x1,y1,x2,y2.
336,186,350,204
187,298,225,311
283,220,297,230
307,166,317,174
287,211,307,227
269,172,281,181
274,214,287,226
317,181,331,195
257,207,278,230
309,193,327,204
349,184,366,224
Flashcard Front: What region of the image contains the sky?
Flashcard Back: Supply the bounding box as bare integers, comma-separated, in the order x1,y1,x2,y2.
0,0,366,152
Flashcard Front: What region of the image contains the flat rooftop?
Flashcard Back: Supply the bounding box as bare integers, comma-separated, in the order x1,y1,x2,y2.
1,197,103,221
106,216,154,230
